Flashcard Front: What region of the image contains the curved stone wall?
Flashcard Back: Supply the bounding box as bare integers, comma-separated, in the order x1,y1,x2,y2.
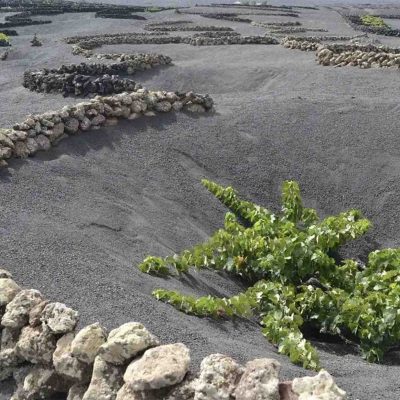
23,54,172,96
0,269,347,400
0,90,213,169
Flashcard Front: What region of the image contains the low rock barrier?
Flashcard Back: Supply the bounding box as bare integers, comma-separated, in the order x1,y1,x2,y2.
192,31,241,38
95,11,147,20
282,36,321,51
0,89,213,169
143,24,234,32
252,21,302,27
199,13,253,23
0,11,52,29
270,26,328,34
0,29,18,36
0,268,347,400
317,43,400,68
67,33,279,52
23,54,172,96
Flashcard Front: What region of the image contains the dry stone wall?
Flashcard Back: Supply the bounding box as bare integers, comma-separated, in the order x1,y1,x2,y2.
317,43,400,68
67,32,279,52
23,53,172,97
0,89,213,169
0,268,347,400
143,25,234,32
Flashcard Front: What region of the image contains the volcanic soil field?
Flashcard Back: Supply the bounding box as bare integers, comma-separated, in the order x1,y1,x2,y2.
1,1,400,399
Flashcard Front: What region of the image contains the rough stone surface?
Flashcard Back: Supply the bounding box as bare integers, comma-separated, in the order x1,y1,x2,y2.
234,358,280,400
67,384,89,400
99,322,159,365
71,322,108,364
123,343,190,390
0,278,21,306
2,289,44,328
292,370,346,400
16,325,57,364
53,333,92,382
82,355,124,400
193,354,243,400
41,302,79,334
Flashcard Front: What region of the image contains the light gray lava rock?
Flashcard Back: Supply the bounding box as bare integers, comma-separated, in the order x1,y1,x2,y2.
82,355,124,400
124,343,190,390
193,354,243,400
0,278,21,306
2,289,44,328
16,325,57,364
99,322,159,365
292,370,346,400
41,302,79,334
71,323,108,364
53,333,92,382
234,358,280,400
68,384,89,400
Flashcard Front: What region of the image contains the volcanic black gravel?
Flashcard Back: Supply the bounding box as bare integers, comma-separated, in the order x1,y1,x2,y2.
1,3,400,399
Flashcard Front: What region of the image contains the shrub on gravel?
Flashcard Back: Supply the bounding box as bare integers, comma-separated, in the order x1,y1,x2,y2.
361,15,388,28
0,32,10,46
139,180,400,370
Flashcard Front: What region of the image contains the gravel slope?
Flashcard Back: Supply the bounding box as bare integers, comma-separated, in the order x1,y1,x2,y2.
1,5,400,399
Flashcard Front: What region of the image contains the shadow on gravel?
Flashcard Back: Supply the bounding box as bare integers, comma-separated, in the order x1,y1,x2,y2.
0,110,214,182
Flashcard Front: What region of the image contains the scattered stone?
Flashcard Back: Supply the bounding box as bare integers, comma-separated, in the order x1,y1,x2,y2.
99,322,159,365
31,33,42,47
124,343,190,390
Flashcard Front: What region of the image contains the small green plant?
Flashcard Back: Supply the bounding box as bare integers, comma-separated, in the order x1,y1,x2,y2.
0,33,10,44
138,180,400,370
361,15,388,28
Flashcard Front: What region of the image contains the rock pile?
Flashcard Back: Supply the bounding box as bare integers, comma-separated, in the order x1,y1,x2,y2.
143,24,234,32
0,89,213,169
23,53,172,96
316,43,400,68
30,34,42,47
0,268,347,400
0,49,9,60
